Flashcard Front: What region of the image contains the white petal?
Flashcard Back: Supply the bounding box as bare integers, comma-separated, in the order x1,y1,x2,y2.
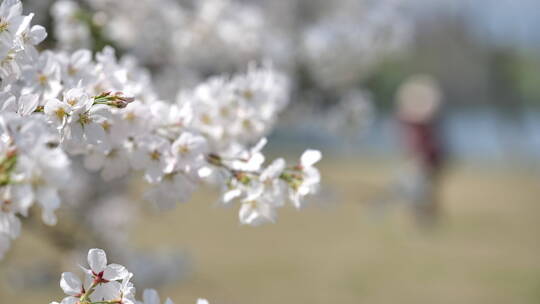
197,166,212,178
68,122,84,142
143,289,160,304
239,201,276,226
91,281,121,301
60,297,79,304
18,94,39,116
242,183,264,202
304,167,321,184
223,188,242,204
0,213,21,239
11,184,34,215
252,137,267,153
164,298,175,304
60,272,82,296
289,191,302,209
196,299,208,304
41,209,58,226
87,248,107,274
239,203,255,225
44,98,68,124
103,263,128,281
246,152,264,171
36,186,60,214
71,49,91,68
29,25,47,44
260,158,285,180
300,149,321,167
144,163,164,183
84,123,106,145
0,94,17,112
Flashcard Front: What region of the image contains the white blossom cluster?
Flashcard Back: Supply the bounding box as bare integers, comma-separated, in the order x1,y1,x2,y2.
179,63,290,151
47,0,411,96
50,0,273,85
0,0,321,259
50,0,93,51
301,0,412,89
0,112,70,259
0,0,68,259
210,146,321,226
51,248,208,304
44,0,412,144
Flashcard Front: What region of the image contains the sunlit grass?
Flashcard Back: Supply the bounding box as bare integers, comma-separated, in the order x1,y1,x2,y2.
2,159,540,304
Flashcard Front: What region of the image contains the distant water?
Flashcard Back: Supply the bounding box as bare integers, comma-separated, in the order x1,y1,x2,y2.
270,108,540,163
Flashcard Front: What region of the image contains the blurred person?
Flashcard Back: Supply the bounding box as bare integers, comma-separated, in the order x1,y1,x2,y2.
395,74,445,227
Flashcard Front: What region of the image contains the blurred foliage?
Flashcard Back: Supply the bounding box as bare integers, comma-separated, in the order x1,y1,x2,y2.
73,9,118,54
363,22,540,112
32,1,119,55
364,59,410,110
505,52,540,104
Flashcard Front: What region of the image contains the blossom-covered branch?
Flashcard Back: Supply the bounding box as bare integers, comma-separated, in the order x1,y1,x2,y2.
50,248,208,304
0,0,321,259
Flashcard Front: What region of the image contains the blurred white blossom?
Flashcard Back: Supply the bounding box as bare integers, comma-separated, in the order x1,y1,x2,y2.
0,0,322,259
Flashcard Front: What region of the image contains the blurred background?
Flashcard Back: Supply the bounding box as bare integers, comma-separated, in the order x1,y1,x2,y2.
1,0,540,303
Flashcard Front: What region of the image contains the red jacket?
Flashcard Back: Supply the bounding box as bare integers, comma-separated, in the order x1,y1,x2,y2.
400,119,444,172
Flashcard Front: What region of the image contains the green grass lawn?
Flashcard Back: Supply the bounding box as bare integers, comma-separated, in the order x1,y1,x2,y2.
2,159,540,304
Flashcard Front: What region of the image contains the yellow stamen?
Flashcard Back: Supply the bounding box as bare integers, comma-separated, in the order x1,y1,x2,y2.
38,74,48,86
149,150,161,161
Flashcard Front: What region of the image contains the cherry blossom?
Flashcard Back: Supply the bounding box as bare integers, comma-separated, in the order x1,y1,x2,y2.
0,0,322,260
51,248,207,304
